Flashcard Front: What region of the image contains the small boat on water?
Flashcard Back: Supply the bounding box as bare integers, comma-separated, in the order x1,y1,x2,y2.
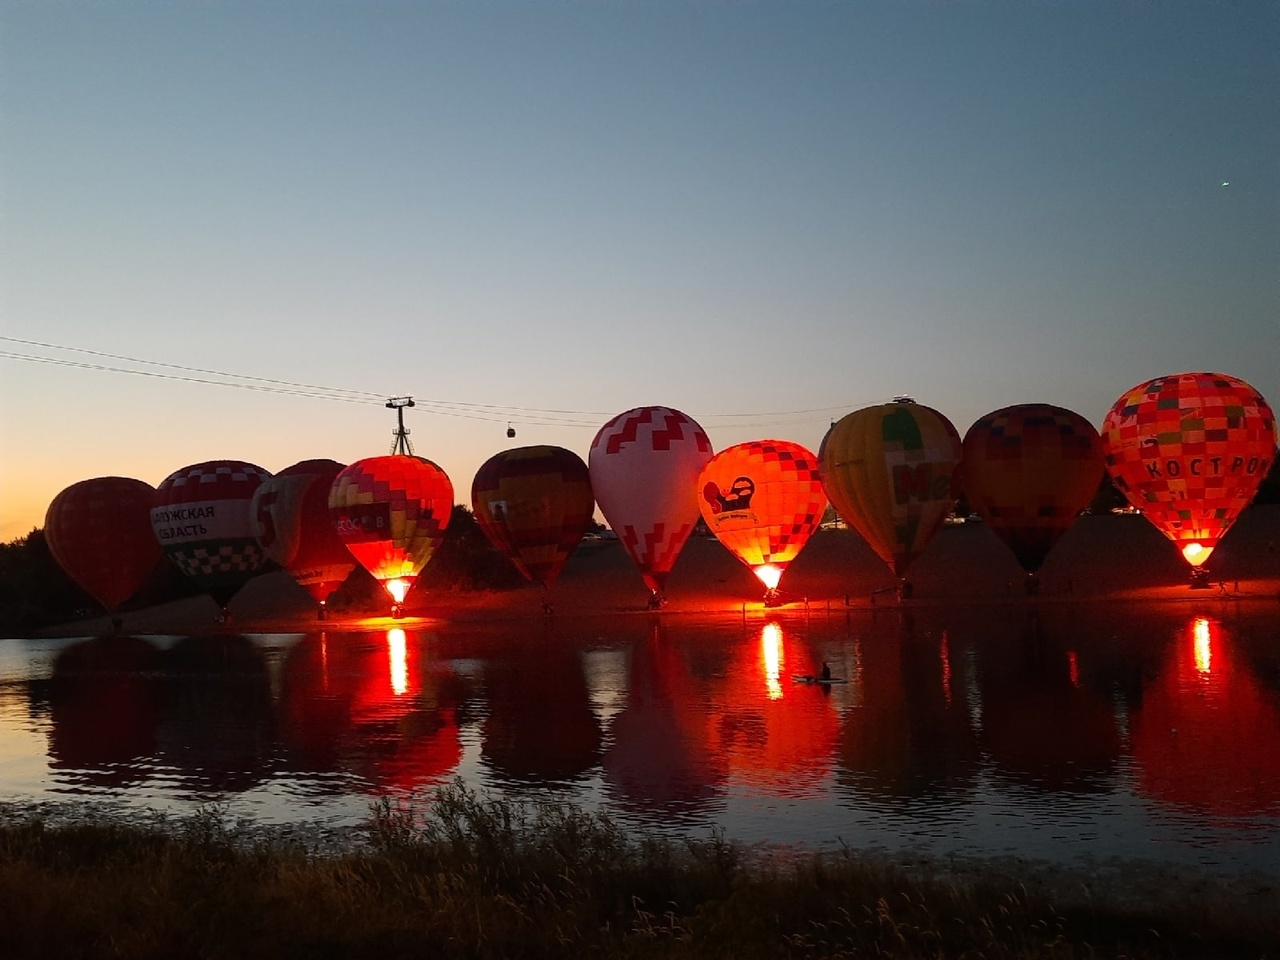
791,674,848,685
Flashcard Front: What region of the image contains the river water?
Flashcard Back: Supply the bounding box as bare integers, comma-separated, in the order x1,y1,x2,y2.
2,603,1278,879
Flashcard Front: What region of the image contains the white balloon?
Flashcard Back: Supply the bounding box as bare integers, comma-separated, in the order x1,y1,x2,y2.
588,406,713,597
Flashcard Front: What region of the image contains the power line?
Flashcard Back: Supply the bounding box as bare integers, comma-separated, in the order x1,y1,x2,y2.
0,336,384,402
0,334,879,430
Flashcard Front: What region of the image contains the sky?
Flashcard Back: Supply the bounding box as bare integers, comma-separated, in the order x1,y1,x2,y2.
2,0,1277,541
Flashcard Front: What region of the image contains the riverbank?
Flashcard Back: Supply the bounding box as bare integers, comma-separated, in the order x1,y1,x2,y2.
1,784,1276,960
38,508,1280,637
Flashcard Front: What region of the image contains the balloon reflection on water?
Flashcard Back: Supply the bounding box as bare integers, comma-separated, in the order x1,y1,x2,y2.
10,609,1280,873
279,629,466,793
41,636,162,788
709,622,841,798
602,619,727,814
479,627,602,786
836,612,980,802
1130,616,1280,820
976,614,1122,793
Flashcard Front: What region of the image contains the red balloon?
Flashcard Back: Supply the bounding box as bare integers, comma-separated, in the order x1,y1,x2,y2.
250,459,355,605
1101,372,1277,569
329,455,454,611
961,404,1104,574
45,477,162,611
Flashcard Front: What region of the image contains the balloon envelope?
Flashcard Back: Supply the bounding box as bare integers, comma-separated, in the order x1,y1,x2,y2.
45,477,162,611
696,439,826,591
1100,372,1277,567
588,406,713,594
329,455,453,603
150,461,272,606
961,404,1104,573
820,402,962,577
471,445,595,589
250,459,355,604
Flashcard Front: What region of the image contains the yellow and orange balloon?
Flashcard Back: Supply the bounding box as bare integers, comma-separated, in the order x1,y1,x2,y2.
697,439,826,602
820,400,962,579
1101,372,1276,571
328,455,453,616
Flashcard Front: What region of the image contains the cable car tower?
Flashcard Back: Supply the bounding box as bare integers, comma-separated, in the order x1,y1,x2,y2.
387,396,415,455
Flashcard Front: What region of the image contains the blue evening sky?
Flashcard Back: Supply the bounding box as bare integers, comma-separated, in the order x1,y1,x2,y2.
2,0,1276,538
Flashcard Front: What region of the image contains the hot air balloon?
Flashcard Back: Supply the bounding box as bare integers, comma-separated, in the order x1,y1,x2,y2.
45,476,162,617
471,446,595,603
328,455,453,617
150,460,272,617
1100,372,1277,582
819,400,962,587
250,458,356,618
588,406,713,608
696,439,827,605
961,404,1104,577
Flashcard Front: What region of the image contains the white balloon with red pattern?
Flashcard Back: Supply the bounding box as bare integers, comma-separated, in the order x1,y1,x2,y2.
588,406,713,596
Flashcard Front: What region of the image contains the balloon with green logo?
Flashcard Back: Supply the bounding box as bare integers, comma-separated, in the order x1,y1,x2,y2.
819,400,962,578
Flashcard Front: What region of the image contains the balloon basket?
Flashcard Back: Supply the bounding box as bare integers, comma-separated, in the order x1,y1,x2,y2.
763,589,783,608
1189,568,1213,590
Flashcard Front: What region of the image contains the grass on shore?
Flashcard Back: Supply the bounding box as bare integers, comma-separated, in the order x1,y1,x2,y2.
0,783,1276,960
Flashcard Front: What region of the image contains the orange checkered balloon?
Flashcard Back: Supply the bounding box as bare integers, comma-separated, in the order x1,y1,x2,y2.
329,455,453,609
471,445,595,589
1101,372,1276,568
961,404,1104,573
697,440,826,595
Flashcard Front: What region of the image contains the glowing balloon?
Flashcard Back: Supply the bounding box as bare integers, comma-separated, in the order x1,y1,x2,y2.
328,455,453,615
961,404,1104,574
250,459,356,612
696,439,826,602
45,477,162,612
151,460,272,608
471,445,595,590
820,400,962,578
1101,372,1276,569
588,406,713,602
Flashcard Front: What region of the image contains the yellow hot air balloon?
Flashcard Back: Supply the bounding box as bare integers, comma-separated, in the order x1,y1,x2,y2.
820,400,962,583
696,439,827,605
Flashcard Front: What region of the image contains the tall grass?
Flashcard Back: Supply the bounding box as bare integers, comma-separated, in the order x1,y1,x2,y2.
0,783,1275,959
